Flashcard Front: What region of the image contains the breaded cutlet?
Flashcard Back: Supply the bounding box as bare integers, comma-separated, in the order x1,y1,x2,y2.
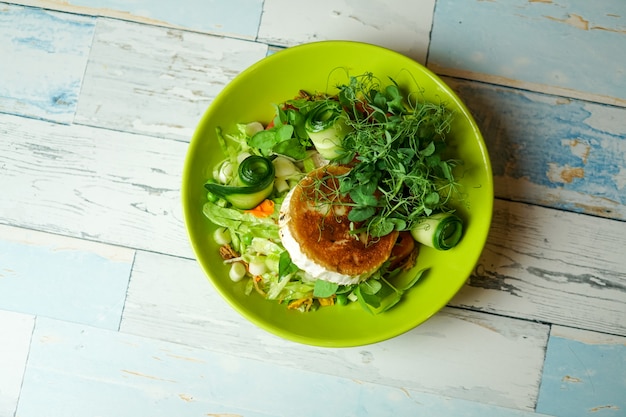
279,165,398,283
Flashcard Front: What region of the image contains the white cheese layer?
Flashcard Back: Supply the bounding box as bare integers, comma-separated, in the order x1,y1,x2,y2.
278,187,370,286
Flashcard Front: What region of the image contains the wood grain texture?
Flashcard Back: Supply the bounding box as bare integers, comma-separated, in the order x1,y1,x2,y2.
429,0,626,106
0,4,95,122
0,310,34,417
9,0,264,40
257,0,436,64
75,18,268,141
450,199,626,337
536,326,626,417
445,78,626,221
19,317,554,417
0,224,134,329
1,2,624,415
121,250,549,411
0,113,192,258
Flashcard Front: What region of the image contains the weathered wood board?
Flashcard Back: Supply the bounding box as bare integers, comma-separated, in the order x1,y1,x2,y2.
0,113,192,258
257,0,436,64
0,224,134,329
17,316,554,416
75,18,268,141
446,78,626,221
7,0,264,39
0,4,95,122
0,310,34,417
121,250,550,410
451,199,626,337
536,326,626,417
429,0,626,106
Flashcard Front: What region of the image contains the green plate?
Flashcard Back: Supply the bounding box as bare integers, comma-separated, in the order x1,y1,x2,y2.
182,41,493,347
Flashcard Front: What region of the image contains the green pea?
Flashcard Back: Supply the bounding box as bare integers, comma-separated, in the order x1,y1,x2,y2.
206,191,219,203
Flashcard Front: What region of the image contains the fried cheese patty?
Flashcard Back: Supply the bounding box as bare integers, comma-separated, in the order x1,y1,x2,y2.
278,165,398,285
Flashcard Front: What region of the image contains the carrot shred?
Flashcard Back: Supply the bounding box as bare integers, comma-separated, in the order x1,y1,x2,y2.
318,297,335,307
288,297,313,311
244,199,275,218
251,275,266,296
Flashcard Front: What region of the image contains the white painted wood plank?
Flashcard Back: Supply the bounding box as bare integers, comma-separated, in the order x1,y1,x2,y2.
429,0,626,107
75,18,268,141
0,225,133,329
536,326,626,417
22,317,552,416
0,310,34,417
450,199,626,336
121,250,549,411
445,77,626,221
258,0,436,64
0,113,191,258
10,0,264,40
0,4,95,122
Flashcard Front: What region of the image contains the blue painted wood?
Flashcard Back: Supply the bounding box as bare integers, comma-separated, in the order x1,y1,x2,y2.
536,328,626,417
429,0,626,104
0,310,34,417
38,0,264,39
0,5,95,123
18,318,554,417
0,232,133,330
448,78,626,220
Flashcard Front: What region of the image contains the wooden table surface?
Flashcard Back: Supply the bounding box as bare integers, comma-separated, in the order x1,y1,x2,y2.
1,1,625,416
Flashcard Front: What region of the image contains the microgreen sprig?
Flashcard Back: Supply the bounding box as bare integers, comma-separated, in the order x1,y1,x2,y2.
331,73,462,237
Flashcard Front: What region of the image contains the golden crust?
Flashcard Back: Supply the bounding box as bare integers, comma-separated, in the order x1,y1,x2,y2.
286,165,398,277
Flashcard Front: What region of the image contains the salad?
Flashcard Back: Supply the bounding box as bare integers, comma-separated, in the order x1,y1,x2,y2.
202,72,465,313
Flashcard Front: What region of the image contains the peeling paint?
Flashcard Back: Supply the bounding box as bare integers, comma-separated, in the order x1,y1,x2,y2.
562,139,591,163
613,167,626,190
0,267,15,277
547,163,585,184
589,405,620,412
121,369,177,383
527,267,626,292
592,26,626,35
178,393,194,402
562,375,582,383
470,265,523,297
544,13,590,30
543,12,626,34
573,201,617,218
166,353,205,363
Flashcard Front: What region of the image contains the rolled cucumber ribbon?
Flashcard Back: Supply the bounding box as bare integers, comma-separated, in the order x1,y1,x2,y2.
305,100,352,160
205,155,275,210
410,212,463,250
